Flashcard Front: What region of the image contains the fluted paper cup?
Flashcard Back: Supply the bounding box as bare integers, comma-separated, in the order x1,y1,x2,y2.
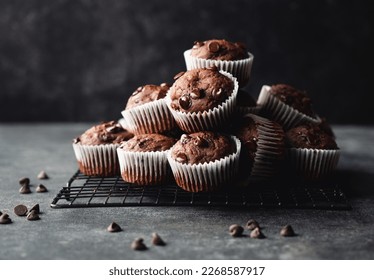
121,98,175,135
257,85,320,130
167,136,241,192
165,70,239,133
184,49,254,88
73,143,120,177
117,148,171,185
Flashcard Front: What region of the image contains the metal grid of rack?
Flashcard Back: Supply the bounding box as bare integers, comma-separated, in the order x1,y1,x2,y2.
50,170,351,210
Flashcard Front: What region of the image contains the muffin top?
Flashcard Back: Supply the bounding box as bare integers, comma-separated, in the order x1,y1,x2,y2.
125,83,170,110
74,121,133,145
190,39,249,61
237,89,256,107
119,134,176,152
168,67,234,113
235,116,259,162
286,123,338,149
170,131,236,165
270,84,315,117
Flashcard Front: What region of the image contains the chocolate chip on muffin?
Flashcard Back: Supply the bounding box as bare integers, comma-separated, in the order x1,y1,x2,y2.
125,83,170,110
191,39,249,61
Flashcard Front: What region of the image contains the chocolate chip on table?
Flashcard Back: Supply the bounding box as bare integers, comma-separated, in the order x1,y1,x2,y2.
151,233,166,246
14,204,28,216
19,185,31,194
29,204,40,214
37,170,49,180
0,213,12,224
36,184,48,193
107,222,122,233
26,210,40,221
246,219,260,230
229,224,244,237
250,227,265,239
178,95,191,110
173,71,185,80
131,238,148,251
280,225,296,237
19,177,30,186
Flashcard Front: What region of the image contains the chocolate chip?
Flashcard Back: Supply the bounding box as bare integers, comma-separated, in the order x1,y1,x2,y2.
180,134,191,144
19,185,31,194
206,65,219,71
190,89,203,99
246,219,260,230
131,238,148,251
208,41,220,52
229,224,244,237
107,222,122,233
36,184,48,193
29,204,40,214
250,227,265,239
37,170,49,180
280,225,296,237
173,71,185,80
19,177,30,186
175,152,187,163
194,136,209,148
26,210,40,221
178,94,191,110
151,232,166,246
212,88,224,100
14,204,28,216
73,137,80,144
0,213,12,224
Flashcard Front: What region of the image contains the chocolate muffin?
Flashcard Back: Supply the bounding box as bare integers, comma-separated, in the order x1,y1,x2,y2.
117,134,176,185
72,121,133,177
165,67,238,132
190,39,249,61
257,84,319,130
121,83,175,135
184,39,254,87
285,123,340,180
167,131,241,192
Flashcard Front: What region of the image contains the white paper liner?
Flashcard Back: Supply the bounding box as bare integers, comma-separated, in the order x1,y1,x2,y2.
73,143,120,176
243,114,285,178
165,70,239,133
121,98,175,135
286,148,340,180
117,148,170,185
184,49,254,88
118,118,129,130
167,136,241,192
257,85,320,130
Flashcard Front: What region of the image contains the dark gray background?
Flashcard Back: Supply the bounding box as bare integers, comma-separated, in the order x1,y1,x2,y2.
0,0,372,124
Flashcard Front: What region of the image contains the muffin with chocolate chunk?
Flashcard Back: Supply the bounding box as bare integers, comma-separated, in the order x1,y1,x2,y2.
167,131,241,192
117,134,176,185
257,84,319,129
285,123,339,180
72,121,133,176
165,67,238,133
235,114,285,179
121,83,175,135
184,39,254,87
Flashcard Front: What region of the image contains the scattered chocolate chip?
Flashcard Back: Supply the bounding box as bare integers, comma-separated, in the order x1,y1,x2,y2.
0,213,12,224
107,222,122,233
180,134,191,144
73,137,80,144
131,238,148,251
212,88,224,100
178,94,191,110
37,170,49,180
280,225,296,237
29,204,40,214
19,177,30,186
19,185,31,194
250,227,265,239
26,210,40,221
208,41,220,52
36,184,48,193
190,89,203,99
194,136,209,148
14,204,28,216
151,232,166,246
175,152,187,163
173,71,185,80
229,224,244,237
246,219,260,230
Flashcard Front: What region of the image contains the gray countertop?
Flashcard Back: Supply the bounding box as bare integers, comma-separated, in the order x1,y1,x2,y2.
0,123,374,260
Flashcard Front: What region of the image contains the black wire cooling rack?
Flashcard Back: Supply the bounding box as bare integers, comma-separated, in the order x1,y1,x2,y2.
50,170,351,210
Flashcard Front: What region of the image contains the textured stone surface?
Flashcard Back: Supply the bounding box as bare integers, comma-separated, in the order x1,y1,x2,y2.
0,0,372,123
0,124,374,259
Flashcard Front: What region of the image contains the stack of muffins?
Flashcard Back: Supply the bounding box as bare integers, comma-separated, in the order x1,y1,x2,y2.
72,39,340,192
